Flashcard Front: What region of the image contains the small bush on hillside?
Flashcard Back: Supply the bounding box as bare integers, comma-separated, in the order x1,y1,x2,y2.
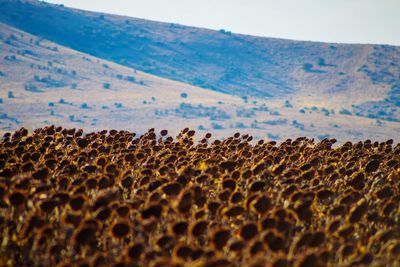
284,100,293,108
339,108,352,115
103,83,111,89
80,103,90,109
114,103,123,108
8,91,15,99
126,76,136,82
211,123,224,130
292,120,305,131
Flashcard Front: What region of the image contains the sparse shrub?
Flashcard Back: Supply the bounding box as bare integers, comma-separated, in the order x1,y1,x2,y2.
176,103,230,120
321,108,330,116
219,29,231,35
126,76,136,82
319,58,337,67
103,83,111,89
4,55,17,61
0,113,19,123
263,119,287,126
80,103,90,109
48,102,55,107
25,84,42,92
303,63,325,73
303,63,314,72
59,99,66,104
250,120,259,129
236,122,247,129
254,104,269,112
0,98,3,104
292,120,305,130
318,134,330,140
211,123,224,130
269,111,280,116
339,108,352,115
114,103,123,108
71,83,77,89
377,110,388,117
284,100,293,108
267,133,280,140
180,92,188,99
236,108,255,118
8,91,15,99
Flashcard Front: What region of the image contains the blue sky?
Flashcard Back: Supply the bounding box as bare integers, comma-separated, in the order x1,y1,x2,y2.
45,0,400,45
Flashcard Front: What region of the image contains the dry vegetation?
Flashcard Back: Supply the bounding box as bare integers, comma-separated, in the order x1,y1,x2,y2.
1,126,400,266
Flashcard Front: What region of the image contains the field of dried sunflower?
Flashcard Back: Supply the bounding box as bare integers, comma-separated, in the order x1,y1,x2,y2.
0,126,400,267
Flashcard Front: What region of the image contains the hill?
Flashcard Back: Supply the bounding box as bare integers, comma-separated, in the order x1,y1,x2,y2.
1,23,399,141
0,23,241,135
0,0,399,106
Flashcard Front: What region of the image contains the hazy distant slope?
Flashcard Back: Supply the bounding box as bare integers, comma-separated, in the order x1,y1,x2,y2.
0,23,242,134
1,0,399,102
1,23,400,142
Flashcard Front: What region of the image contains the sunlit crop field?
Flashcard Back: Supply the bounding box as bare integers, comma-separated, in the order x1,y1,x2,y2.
1,126,399,266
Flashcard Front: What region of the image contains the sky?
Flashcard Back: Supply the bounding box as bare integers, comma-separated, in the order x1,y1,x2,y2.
45,0,400,45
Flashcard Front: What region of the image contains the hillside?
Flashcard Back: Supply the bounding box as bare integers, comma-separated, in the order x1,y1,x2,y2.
0,0,399,108
0,23,240,135
1,23,399,142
